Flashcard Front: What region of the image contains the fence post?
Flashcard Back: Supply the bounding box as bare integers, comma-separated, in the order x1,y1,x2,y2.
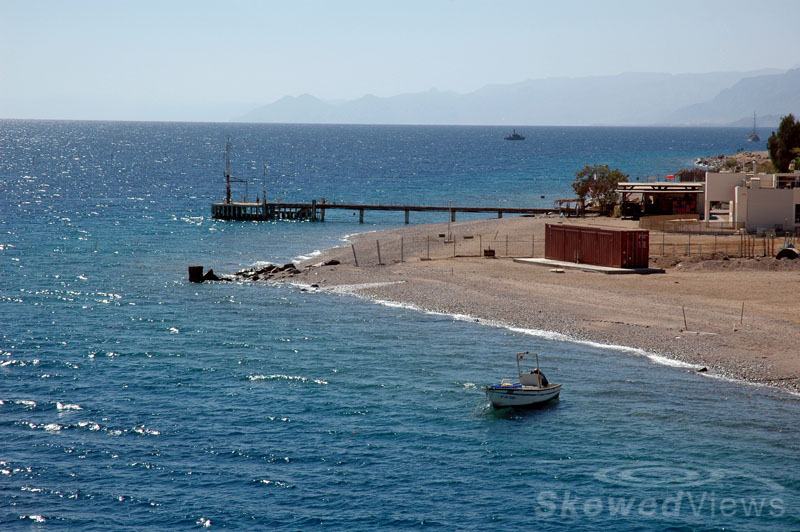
351,243,359,267
401,236,404,262
505,234,509,257
532,234,535,257
377,240,383,265
479,235,482,257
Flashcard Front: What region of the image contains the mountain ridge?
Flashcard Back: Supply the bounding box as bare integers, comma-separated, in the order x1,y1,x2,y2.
236,69,797,127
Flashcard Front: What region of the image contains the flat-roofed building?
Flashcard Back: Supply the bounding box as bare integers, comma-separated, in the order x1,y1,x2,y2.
704,172,800,232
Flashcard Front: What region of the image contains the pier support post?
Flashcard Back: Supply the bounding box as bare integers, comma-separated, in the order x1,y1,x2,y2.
188,266,204,283
451,210,456,222
498,211,503,218
405,209,409,224
311,199,317,222
359,208,364,224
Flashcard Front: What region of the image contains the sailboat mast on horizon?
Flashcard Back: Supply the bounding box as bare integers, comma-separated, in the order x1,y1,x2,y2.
748,112,761,142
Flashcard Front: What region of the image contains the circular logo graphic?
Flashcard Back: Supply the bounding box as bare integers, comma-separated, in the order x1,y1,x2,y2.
594,462,724,489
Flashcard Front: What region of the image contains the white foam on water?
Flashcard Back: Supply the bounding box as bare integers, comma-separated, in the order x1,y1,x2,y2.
132,425,160,436
340,230,377,243
20,515,46,523
353,292,704,371
258,479,293,488
699,371,800,397
56,402,82,411
324,281,406,295
294,249,322,262
249,374,328,385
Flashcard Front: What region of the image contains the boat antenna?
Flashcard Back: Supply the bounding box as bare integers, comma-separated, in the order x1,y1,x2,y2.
535,353,542,388
516,351,526,378
264,163,269,201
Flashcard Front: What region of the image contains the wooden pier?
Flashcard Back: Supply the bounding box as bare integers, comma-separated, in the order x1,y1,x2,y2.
211,199,552,223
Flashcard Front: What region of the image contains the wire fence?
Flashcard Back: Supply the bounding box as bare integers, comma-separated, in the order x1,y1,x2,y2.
344,231,800,267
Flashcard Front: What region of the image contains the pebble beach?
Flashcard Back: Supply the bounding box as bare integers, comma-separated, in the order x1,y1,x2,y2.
253,215,800,394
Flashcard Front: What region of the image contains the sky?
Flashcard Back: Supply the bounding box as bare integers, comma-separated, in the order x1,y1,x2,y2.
1,0,799,121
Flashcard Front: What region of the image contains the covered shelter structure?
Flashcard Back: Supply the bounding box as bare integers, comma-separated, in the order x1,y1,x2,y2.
617,182,705,219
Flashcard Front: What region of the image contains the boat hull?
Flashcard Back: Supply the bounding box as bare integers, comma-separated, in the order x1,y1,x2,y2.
486,384,561,408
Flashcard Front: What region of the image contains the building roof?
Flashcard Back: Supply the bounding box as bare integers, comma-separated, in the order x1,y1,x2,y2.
617,182,704,194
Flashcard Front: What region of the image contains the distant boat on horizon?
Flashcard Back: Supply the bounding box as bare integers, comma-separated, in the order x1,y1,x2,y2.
748,112,760,142
504,129,525,141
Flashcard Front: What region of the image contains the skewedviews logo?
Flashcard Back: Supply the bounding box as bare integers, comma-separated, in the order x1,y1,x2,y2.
533,461,785,521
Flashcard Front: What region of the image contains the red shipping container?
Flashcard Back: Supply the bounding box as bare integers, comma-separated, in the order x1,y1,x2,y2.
545,224,650,268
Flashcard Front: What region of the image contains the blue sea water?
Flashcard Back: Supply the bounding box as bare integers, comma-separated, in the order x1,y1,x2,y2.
1,120,797,531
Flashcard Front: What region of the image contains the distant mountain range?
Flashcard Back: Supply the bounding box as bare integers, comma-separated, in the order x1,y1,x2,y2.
237,68,800,127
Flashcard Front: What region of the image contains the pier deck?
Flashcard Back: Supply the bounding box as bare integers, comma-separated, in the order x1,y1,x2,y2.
211,200,552,223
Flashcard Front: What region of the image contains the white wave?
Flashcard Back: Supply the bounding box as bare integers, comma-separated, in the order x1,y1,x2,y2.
294,249,322,262
21,515,46,523
56,402,82,411
132,425,160,436
340,230,377,243
699,371,800,397
249,374,328,385
352,293,704,371
258,479,293,488
324,281,405,295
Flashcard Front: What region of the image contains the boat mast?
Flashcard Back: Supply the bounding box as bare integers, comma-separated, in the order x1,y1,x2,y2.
225,137,232,204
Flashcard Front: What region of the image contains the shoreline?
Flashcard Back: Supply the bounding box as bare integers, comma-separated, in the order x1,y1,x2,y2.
294,279,800,398
239,215,800,395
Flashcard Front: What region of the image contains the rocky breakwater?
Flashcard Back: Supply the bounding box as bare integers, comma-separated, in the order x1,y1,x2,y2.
232,259,341,283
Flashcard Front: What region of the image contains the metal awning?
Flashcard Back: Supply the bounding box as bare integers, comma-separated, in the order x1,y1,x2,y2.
617,183,704,194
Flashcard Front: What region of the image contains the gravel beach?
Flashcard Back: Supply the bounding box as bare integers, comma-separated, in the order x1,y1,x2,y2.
248,215,800,395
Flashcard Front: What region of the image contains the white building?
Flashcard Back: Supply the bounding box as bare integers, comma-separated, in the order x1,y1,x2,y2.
704,172,800,232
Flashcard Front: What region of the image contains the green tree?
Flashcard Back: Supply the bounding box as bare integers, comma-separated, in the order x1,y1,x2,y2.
767,114,800,172
572,164,629,215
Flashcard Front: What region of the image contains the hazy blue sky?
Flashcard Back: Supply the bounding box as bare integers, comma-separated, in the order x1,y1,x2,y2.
2,0,799,120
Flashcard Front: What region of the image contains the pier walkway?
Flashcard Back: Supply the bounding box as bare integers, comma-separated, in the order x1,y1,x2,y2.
211,200,552,223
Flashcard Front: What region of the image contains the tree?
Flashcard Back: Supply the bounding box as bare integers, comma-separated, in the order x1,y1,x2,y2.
767,114,800,172
572,164,629,215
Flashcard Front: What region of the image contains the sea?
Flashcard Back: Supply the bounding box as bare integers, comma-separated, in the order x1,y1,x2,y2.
1,120,797,531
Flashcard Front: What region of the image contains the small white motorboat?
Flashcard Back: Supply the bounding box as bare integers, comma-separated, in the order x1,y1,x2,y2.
485,352,561,408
